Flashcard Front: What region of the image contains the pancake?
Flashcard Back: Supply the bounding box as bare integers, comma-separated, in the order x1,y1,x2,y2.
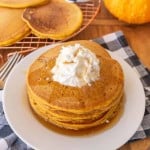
27,40,124,130
28,90,123,123
22,0,83,40
28,88,123,121
0,0,49,8
29,95,123,130
0,7,30,46
27,56,123,112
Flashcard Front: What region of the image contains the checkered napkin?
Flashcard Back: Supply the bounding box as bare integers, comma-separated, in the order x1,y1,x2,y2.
0,31,150,149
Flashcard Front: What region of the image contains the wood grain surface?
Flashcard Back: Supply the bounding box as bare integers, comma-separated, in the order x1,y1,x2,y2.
0,1,150,150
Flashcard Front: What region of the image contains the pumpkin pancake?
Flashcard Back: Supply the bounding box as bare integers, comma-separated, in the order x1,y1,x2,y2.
22,0,83,40
28,89,123,121
27,40,124,130
28,90,123,123
0,7,30,46
29,94,123,130
0,0,49,8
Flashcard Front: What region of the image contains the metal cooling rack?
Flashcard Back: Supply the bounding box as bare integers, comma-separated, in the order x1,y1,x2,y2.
0,0,101,64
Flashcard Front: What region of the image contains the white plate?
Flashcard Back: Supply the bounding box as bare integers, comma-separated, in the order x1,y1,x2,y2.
3,45,145,150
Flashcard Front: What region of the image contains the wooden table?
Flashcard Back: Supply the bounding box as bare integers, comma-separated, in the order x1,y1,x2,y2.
0,1,150,150
74,1,150,150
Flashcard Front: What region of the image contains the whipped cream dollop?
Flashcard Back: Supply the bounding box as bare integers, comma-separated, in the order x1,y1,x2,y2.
51,44,100,87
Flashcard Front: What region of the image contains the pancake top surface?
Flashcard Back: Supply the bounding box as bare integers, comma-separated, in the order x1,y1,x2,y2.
0,0,49,8
27,40,124,112
0,7,30,46
22,0,83,39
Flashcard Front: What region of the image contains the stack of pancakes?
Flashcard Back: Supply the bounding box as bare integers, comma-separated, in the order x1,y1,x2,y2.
0,0,83,46
27,40,124,130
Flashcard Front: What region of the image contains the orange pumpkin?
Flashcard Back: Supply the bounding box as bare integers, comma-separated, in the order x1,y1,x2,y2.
104,0,150,24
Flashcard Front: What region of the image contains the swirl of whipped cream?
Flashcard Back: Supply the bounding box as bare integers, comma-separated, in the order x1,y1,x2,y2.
51,44,100,87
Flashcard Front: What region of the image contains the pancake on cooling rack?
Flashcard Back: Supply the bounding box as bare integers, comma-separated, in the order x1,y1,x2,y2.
26,40,124,130
22,0,83,40
0,7,30,47
0,0,49,8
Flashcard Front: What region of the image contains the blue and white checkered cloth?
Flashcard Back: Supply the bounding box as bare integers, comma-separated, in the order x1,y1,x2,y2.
0,31,150,149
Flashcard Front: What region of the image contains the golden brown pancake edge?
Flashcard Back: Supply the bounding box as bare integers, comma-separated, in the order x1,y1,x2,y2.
0,7,31,46
0,0,49,8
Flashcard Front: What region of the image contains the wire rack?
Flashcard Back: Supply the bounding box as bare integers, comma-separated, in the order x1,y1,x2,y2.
0,0,101,64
